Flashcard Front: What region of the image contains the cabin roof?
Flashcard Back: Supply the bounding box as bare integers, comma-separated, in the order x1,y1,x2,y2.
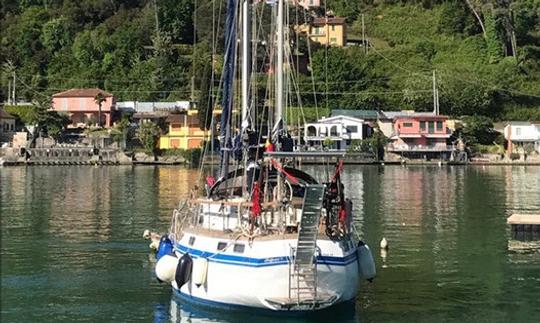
52,88,113,98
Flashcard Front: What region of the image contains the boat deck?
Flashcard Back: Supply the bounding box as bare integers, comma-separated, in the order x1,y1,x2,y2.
182,225,334,241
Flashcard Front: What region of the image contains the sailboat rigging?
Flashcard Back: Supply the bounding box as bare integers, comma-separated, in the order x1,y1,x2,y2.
151,0,376,312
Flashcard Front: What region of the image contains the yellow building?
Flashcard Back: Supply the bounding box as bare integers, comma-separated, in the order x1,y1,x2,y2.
300,16,347,47
159,110,217,150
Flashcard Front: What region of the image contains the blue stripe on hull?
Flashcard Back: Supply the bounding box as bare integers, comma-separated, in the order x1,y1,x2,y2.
175,244,357,267
172,288,356,316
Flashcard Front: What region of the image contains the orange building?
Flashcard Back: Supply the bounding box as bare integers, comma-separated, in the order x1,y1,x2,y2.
159,110,219,150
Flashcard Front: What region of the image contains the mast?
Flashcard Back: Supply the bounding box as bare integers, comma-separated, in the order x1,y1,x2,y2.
241,0,251,129
275,0,284,128
219,0,238,179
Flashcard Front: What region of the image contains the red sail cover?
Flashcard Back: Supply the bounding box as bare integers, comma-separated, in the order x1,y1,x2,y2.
251,182,261,218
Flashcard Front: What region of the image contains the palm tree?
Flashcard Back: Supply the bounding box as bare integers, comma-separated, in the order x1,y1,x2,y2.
94,92,106,127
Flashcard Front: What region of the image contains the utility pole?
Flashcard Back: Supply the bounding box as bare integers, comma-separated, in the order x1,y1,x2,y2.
153,0,160,33
432,70,439,115
12,70,16,106
7,80,11,105
361,14,366,54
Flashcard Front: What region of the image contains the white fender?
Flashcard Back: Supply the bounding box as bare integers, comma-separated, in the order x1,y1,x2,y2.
357,244,376,281
192,258,208,287
155,254,178,283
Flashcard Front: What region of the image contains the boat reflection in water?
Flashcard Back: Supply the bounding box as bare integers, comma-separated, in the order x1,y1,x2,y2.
153,297,357,323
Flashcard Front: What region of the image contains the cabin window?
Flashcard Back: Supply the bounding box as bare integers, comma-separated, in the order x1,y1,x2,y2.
346,125,357,133
233,244,245,253
420,121,426,131
330,126,338,136
515,127,521,136
331,25,335,31
217,242,227,251
403,122,413,128
188,236,196,246
436,121,443,131
330,37,337,44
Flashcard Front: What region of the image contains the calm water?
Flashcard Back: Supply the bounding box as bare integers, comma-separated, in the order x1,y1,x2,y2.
1,165,540,322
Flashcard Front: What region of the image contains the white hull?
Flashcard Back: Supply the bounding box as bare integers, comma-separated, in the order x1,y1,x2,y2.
170,233,360,311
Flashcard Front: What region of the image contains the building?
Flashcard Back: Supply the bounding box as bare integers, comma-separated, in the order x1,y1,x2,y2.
298,16,347,47
384,111,452,159
116,101,191,114
51,88,115,127
304,115,365,150
0,108,16,143
293,0,320,9
159,110,217,150
504,122,540,154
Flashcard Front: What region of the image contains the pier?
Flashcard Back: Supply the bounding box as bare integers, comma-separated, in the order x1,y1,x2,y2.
508,214,540,242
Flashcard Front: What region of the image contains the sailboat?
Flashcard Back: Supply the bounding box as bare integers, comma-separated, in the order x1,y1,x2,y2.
152,0,375,312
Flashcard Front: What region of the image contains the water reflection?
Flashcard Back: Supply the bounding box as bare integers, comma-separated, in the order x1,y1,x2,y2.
2,165,540,322
155,297,357,323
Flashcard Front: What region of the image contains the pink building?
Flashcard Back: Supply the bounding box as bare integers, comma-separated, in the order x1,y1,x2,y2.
51,88,115,128
384,111,453,159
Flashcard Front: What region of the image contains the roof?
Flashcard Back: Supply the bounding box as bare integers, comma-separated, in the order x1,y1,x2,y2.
52,88,113,98
0,108,15,119
382,110,447,120
330,109,379,120
505,121,534,126
312,17,346,26
316,115,364,124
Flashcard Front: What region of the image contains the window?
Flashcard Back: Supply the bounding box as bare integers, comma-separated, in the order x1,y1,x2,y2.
330,125,338,136
515,127,521,136
313,27,320,35
346,125,358,133
403,122,413,127
330,37,337,44
331,25,335,31
420,121,426,131
436,121,443,131
307,125,317,136
217,242,227,251
188,236,196,246
233,244,245,253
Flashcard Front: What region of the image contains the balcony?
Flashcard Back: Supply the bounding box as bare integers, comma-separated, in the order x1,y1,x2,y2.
386,144,454,152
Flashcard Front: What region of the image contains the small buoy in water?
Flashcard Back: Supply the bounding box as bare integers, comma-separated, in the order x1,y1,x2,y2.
155,254,178,283
192,258,209,287
356,241,376,281
380,249,388,269
380,237,388,250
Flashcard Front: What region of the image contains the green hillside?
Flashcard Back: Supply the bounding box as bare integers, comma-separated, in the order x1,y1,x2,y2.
1,0,539,120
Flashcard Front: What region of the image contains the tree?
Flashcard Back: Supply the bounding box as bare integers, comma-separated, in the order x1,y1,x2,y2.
458,115,497,145
94,92,106,127
137,121,161,158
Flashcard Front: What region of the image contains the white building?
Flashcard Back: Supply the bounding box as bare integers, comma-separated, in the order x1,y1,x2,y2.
0,108,16,143
504,122,540,154
304,115,366,151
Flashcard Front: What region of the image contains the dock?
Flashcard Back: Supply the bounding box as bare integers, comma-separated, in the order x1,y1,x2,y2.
507,214,540,226
508,214,540,242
